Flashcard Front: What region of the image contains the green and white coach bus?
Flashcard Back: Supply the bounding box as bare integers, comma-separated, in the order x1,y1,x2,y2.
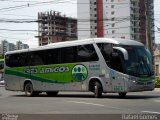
4,38,155,98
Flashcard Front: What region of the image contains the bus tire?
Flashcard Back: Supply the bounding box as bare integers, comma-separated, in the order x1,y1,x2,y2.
94,81,102,98
118,92,127,98
24,82,36,97
46,91,58,96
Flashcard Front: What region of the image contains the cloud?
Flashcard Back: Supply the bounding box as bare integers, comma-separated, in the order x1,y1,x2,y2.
24,38,38,48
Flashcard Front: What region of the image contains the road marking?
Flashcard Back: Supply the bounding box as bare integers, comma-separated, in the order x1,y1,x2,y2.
142,111,160,114
154,100,160,103
67,101,125,110
67,101,105,107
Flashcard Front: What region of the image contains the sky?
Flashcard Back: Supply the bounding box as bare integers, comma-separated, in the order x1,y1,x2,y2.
0,0,77,48
154,0,160,44
0,0,159,48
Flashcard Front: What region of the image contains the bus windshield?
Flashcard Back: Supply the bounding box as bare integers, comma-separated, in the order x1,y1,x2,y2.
122,46,153,77
97,43,153,77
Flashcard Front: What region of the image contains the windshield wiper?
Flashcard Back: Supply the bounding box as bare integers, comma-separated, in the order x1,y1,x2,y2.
139,56,151,76
141,57,152,76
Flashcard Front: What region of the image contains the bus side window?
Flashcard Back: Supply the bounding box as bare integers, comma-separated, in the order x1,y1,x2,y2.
28,51,45,66
61,46,76,64
77,44,98,62
5,54,12,67
5,53,28,67
45,48,61,65
110,49,124,73
18,52,28,67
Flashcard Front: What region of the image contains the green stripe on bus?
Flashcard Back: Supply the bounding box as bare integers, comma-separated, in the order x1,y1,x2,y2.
5,69,66,84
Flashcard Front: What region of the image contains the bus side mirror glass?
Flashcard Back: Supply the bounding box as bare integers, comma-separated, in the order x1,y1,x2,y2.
112,52,119,57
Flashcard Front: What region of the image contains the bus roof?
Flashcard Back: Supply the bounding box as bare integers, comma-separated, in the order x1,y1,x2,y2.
5,38,144,55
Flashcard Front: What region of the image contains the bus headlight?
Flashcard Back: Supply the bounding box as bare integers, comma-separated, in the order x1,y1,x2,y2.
132,80,136,83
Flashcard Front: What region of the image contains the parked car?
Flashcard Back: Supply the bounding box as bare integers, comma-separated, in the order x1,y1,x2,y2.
0,80,4,86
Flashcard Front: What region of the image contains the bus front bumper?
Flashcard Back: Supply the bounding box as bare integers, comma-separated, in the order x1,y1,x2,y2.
127,81,155,92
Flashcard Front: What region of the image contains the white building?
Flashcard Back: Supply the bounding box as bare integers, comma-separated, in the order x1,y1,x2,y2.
20,44,29,49
0,40,29,55
103,0,131,39
8,43,16,52
1,40,8,54
78,0,155,51
16,41,29,50
0,40,15,55
77,0,91,39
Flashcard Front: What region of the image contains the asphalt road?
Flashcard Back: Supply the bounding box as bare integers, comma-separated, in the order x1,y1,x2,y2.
0,87,160,120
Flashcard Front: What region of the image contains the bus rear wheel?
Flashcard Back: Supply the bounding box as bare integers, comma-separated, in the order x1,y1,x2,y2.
24,82,37,97
94,81,102,98
46,91,58,96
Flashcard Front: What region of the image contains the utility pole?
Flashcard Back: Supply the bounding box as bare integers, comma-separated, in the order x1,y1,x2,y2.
145,0,151,52
145,0,155,66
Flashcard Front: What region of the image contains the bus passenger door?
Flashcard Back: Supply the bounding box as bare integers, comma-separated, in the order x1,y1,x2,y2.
110,50,126,92
110,70,125,92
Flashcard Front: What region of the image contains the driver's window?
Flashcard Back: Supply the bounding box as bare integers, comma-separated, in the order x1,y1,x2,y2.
97,43,113,67
110,49,124,73
98,43,124,73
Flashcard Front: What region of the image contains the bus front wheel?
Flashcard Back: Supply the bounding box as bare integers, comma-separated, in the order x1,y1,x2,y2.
24,82,37,97
94,81,102,98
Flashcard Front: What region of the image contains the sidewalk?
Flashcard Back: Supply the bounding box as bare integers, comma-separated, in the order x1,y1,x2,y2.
154,88,160,91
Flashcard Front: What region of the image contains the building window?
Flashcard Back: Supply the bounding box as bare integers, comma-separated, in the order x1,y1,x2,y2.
94,8,96,11
111,5,114,8
111,0,114,2
112,24,115,27
111,11,115,15
112,30,115,34
111,18,115,21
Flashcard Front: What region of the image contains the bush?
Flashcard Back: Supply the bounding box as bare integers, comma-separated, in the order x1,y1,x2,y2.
155,76,160,88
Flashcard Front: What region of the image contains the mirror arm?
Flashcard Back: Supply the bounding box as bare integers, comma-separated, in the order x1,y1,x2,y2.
113,47,128,60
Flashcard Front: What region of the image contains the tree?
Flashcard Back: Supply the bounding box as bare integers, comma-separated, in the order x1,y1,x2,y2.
0,54,4,59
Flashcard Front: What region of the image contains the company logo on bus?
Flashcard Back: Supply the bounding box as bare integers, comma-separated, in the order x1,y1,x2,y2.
72,65,88,81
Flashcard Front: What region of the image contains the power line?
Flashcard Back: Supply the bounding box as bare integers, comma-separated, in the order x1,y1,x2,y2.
0,0,75,12
0,28,37,32
0,13,35,18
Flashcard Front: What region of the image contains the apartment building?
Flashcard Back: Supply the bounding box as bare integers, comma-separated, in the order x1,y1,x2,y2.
78,0,155,51
0,40,29,55
37,11,77,46
154,44,160,75
16,41,29,50
0,40,13,55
